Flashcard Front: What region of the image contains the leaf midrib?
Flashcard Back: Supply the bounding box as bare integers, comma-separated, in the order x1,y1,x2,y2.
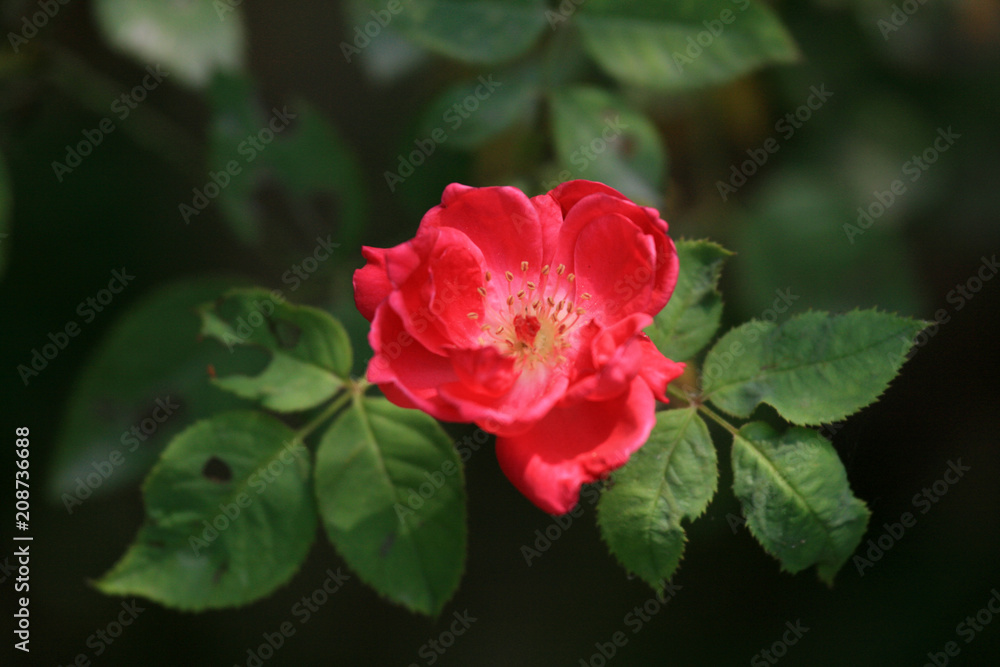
733,431,837,564
704,322,915,398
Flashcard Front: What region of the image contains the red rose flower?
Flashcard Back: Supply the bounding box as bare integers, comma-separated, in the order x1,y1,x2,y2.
354,180,684,514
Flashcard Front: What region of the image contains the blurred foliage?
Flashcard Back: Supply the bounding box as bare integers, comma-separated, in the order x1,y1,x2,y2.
1,0,998,664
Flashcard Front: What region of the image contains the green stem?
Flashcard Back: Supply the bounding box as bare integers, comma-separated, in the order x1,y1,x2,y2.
696,402,741,437
296,388,353,441
668,385,741,437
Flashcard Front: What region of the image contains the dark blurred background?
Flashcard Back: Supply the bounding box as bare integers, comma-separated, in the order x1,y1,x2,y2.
1,0,998,665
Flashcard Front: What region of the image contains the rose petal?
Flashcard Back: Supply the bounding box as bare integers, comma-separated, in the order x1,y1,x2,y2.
547,180,629,216
423,185,544,277
637,335,685,402
387,227,487,354
552,185,679,316
353,246,392,322
367,302,465,422
566,313,652,402
440,363,570,435
449,346,518,398
571,212,657,323
494,377,656,514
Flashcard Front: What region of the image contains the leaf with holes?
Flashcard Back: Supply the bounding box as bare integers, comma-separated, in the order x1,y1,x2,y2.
550,86,667,207
199,288,352,412
315,397,466,616
702,309,928,425
93,0,246,88
95,411,316,610
647,239,732,362
597,407,717,592
576,0,798,90
731,422,869,584
48,277,251,505
386,0,548,64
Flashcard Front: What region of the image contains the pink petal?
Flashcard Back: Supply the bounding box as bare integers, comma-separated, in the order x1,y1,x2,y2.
547,180,629,216
571,213,657,323
494,377,656,514
637,335,685,402
353,246,392,322
367,302,465,422
386,226,487,354
449,346,518,398
423,185,544,277
551,183,679,316
440,364,570,436
566,313,652,402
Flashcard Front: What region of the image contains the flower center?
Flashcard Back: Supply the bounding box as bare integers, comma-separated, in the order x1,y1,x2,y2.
468,260,591,369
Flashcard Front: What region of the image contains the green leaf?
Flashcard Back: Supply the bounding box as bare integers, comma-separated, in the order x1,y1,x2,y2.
598,408,717,592
344,0,431,82
647,239,732,362
384,0,548,63
576,0,798,90
93,0,246,88
208,74,367,246
549,86,667,206
95,411,317,610
702,309,927,424
0,153,10,279
315,397,466,616
198,288,352,412
417,64,541,150
49,277,251,505
731,422,869,584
